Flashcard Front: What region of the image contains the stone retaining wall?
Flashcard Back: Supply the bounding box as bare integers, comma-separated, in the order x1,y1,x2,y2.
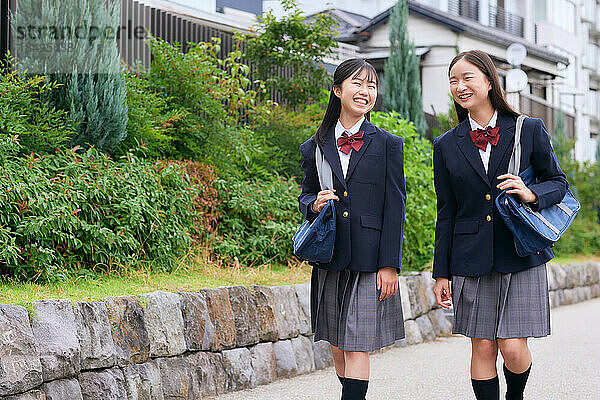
1,261,598,399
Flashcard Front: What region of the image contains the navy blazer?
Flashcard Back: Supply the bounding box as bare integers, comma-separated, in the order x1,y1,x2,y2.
432,113,568,279
298,119,407,272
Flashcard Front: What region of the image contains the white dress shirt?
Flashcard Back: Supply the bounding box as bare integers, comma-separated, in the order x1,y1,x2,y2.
468,110,498,174
334,116,365,178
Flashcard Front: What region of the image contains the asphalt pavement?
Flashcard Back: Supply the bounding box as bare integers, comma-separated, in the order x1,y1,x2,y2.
215,297,600,399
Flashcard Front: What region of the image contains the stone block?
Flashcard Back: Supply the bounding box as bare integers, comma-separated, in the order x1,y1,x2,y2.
405,274,431,318
549,264,568,290
398,276,413,320
0,305,43,396
273,339,298,378
294,283,312,335
141,291,186,358
427,309,453,337
591,284,600,298
227,286,260,347
42,378,83,400
251,286,279,342
562,288,577,305
549,291,560,309
418,314,438,342
312,339,333,370
31,299,80,381
249,342,277,387
103,296,150,366
291,335,315,375
581,286,592,302
79,367,127,400
270,285,302,340
179,292,214,351
582,262,600,285
2,390,45,400
74,302,117,370
420,271,437,311
186,351,228,397
404,320,423,346
200,288,236,351
156,356,197,400
546,263,559,291
222,348,254,391
122,361,164,400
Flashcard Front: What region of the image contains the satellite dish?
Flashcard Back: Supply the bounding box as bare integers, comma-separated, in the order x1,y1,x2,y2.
507,43,527,67
506,68,528,92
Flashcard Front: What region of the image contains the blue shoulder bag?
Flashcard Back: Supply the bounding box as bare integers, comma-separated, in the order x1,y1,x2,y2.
495,115,580,257
292,144,336,263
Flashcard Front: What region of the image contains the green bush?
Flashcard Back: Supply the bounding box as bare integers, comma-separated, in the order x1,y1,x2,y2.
0,135,196,282
121,35,262,160
214,175,302,267
371,111,436,270
0,65,76,154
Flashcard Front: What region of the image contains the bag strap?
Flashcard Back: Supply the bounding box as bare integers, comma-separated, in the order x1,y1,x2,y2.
507,115,527,175
315,145,334,191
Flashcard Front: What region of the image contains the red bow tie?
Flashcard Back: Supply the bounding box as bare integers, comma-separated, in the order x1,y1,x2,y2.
469,126,500,151
337,131,364,155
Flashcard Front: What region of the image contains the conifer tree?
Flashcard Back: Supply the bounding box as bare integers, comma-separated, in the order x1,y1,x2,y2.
383,0,427,135
12,0,127,152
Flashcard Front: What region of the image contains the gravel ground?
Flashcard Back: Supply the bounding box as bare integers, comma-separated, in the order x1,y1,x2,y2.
215,297,600,399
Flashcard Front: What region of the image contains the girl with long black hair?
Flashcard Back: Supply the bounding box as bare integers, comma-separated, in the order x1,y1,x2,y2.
432,50,568,400
298,58,407,400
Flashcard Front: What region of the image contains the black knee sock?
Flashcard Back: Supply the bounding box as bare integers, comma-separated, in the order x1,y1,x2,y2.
504,364,531,400
471,376,500,400
341,378,369,400
337,374,345,385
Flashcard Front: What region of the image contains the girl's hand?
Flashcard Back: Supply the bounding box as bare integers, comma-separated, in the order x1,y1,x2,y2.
312,190,339,213
377,267,398,301
434,278,452,309
496,173,538,203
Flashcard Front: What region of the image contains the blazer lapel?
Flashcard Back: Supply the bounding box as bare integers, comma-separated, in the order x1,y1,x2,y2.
487,113,516,180
321,127,348,190
455,119,490,187
345,119,376,181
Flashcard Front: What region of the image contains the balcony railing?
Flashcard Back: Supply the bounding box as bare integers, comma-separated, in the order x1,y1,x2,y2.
488,5,524,38
448,0,480,22
448,0,525,38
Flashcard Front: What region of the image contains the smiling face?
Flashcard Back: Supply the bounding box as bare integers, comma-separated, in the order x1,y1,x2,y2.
449,58,493,112
333,68,377,120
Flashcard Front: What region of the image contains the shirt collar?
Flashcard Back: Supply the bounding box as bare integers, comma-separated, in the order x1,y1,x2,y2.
335,116,365,140
468,110,498,131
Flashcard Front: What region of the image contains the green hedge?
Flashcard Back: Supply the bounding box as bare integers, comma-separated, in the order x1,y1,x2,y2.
0,136,196,282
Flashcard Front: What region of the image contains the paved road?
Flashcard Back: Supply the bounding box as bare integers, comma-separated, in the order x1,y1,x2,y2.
216,298,600,399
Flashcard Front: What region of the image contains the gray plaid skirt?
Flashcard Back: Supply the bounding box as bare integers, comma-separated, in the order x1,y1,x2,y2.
452,264,551,340
310,268,405,352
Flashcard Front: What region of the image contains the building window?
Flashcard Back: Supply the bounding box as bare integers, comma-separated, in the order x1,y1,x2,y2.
534,0,576,34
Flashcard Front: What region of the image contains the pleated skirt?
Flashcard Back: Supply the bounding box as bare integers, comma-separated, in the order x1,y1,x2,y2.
452,264,551,340
310,268,405,352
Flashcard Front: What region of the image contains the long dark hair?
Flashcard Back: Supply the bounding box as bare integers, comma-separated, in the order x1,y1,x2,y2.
448,50,519,123
312,58,379,145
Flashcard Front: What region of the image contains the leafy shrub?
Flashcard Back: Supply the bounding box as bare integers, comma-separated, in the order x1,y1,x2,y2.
0,65,76,154
371,111,436,270
214,175,302,267
238,0,337,107
0,136,196,282
122,35,262,160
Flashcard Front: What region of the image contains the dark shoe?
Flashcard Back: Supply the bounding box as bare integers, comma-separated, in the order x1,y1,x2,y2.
504,364,531,400
337,374,345,385
471,376,500,400
341,377,369,400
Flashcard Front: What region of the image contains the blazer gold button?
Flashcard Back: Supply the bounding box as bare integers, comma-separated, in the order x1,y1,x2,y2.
486,194,491,200
343,191,348,197
486,215,492,222
343,211,349,218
